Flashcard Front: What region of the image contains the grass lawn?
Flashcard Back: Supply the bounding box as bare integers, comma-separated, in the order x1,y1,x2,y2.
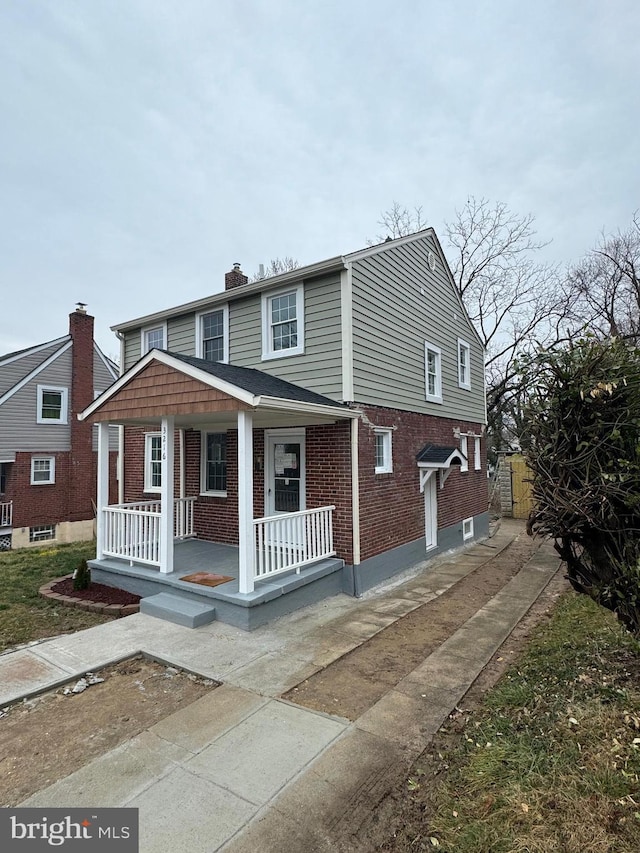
389,593,640,853
0,542,112,653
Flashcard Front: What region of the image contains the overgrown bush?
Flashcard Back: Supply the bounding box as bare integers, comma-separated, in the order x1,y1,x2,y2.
521,336,640,635
72,559,91,591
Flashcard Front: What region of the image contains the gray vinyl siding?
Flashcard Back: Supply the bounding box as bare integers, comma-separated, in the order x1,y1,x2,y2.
0,340,70,397
92,348,119,451
0,348,72,457
168,314,195,356
229,273,343,400
123,330,141,371
351,234,485,422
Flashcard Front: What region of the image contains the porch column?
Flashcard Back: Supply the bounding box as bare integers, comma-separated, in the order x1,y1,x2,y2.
96,422,110,560
237,410,255,594
159,416,175,574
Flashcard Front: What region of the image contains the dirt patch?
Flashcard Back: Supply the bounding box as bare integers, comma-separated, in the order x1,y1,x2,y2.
0,656,218,807
347,570,571,852
284,533,543,720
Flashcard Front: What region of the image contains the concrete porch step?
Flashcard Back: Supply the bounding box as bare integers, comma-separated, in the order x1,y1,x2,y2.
140,592,217,628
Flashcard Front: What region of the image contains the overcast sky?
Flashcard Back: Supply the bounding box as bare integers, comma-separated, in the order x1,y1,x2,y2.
1,0,638,359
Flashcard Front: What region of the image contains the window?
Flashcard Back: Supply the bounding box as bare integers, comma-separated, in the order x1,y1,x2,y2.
424,343,442,404
197,307,228,363
0,463,6,494
262,285,304,359
29,525,56,543
36,385,68,424
374,428,393,474
463,517,474,541
458,339,471,390
201,432,227,495
31,456,55,485
141,324,166,354
144,433,162,492
474,436,481,471
460,435,469,472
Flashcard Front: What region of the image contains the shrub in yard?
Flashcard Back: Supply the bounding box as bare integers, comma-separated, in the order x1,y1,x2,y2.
72,559,91,591
520,336,640,636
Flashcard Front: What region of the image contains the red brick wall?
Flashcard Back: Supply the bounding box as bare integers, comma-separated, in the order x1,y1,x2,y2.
8,450,117,529
68,310,97,522
356,405,487,562
306,422,353,564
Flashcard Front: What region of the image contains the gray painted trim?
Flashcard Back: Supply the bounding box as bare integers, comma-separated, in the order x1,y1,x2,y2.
345,511,490,596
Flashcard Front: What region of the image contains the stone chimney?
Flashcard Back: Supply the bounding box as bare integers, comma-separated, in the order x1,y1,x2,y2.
225,262,248,291
68,305,95,522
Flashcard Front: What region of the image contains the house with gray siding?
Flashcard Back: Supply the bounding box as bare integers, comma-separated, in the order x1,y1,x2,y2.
0,307,118,550
82,230,488,629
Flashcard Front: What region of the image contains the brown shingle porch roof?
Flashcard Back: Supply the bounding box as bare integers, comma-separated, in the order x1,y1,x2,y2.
166,352,346,409
79,349,357,425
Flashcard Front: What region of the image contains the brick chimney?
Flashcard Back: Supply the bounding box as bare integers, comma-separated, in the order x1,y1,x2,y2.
225,262,248,291
69,304,95,522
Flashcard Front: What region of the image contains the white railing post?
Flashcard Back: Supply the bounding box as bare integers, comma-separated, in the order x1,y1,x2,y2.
96,422,110,560
159,417,175,574
237,410,254,594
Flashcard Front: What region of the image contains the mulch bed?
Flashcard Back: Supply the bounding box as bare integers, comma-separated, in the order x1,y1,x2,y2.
50,577,141,605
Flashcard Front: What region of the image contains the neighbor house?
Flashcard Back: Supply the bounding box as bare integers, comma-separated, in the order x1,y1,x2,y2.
81,230,487,629
0,307,118,550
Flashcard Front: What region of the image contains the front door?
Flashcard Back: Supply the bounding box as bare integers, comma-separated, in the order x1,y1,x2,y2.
265,431,306,517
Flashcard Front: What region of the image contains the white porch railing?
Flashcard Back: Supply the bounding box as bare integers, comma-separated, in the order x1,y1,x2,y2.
0,500,12,528
101,497,196,566
254,505,336,580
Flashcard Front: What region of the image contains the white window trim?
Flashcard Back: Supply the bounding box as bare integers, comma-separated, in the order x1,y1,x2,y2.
463,516,474,540
474,436,481,471
200,430,228,497
140,322,168,355
424,342,443,404
374,427,393,474
261,284,305,360
31,456,55,485
144,432,162,493
196,306,229,363
460,435,469,472
458,338,471,390
36,385,68,425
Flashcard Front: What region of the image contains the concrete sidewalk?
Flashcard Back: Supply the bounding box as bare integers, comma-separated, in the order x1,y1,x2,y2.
3,521,561,852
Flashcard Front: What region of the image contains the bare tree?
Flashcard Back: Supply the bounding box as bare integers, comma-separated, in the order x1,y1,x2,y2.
565,214,640,340
373,201,427,243
250,257,299,282
374,198,567,456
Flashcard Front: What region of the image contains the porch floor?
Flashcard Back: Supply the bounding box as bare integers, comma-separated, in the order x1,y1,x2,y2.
88,538,345,629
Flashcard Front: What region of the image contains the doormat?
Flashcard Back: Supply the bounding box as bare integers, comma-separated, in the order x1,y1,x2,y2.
180,572,235,588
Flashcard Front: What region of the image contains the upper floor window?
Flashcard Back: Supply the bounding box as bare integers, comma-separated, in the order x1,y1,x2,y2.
374,428,393,474
197,307,228,363
458,338,471,390
31,456,55,485
261,285,304,360
201,432,227,495
144,433,162,492
141,324,166,355
424,343,442,404
36,385,68,424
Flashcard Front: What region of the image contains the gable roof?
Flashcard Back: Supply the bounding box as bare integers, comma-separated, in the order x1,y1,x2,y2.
0,338,73,410
0,335,70,366
110,229,441,334
80,349,359,423
416,444,466,466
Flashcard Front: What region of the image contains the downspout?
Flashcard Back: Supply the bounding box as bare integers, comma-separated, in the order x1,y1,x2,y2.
116,331,125,505
351,415,361,569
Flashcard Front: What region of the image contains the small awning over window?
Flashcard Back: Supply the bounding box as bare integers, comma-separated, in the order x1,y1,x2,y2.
416,444,466,491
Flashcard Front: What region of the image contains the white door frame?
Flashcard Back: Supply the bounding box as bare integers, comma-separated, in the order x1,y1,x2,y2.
264,428,306,517
424,471,437,551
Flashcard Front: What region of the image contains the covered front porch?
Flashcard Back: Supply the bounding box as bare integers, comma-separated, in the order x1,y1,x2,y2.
81,350,359,627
